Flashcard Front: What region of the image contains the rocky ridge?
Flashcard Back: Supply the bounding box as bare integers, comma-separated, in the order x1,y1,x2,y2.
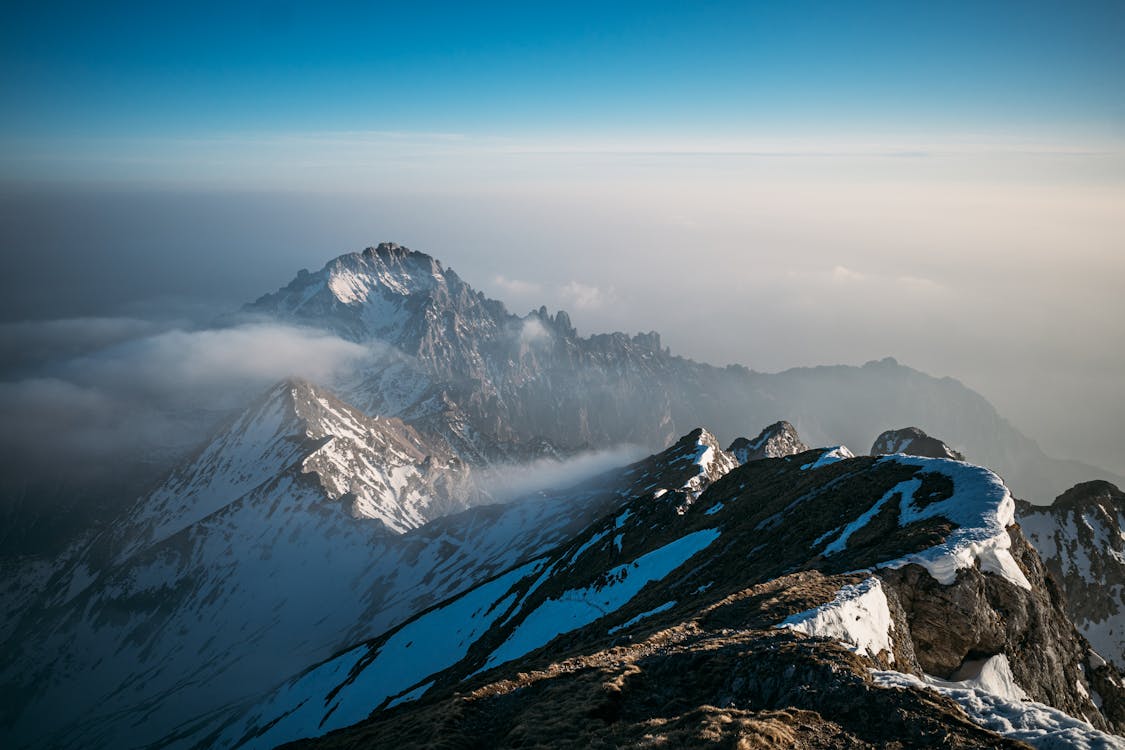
190,438,1125,749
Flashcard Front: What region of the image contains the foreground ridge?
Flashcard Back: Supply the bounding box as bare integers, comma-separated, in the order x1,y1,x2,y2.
188,443,1125,749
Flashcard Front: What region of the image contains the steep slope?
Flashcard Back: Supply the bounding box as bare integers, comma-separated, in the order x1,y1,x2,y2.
205,446,1124,749
1017,481,1125,672
243,243,1123,503
156,427,738,750
0,380,487,749
115,378,482,547
1,419,739,750
872,426,966,461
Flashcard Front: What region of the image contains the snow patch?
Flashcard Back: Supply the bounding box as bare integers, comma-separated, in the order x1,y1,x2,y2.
608,601,677,635
482,529,721,671
821,478,921,555
873,456,1031,590
223,561,537,749
801,446,855,470
873,669,1125,749
777,577,894,661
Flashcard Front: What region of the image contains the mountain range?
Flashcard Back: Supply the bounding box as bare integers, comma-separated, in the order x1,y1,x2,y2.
3,242,1124,749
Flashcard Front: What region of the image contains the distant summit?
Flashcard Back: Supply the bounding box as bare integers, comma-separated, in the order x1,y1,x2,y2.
237,243,1123,504
1017,480,1125,670
872,426,965,461
727,420,809,463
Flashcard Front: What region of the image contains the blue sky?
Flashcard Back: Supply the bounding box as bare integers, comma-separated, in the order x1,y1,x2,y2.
1,1,1124,471
3,1,1123,147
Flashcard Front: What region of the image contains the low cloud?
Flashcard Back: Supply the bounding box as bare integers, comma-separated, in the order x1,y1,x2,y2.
0,317,173,375
63,323,369,406
478,445,649,503
493,275,542,297
831,265,865,283
560,281,614,311
0,321,372,510
519,318,551,344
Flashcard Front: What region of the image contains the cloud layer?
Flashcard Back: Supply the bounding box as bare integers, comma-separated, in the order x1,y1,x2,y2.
0,322,370,501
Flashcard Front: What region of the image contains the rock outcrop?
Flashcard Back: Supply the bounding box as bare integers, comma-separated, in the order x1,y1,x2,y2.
727,420,809,463
872,426,966,461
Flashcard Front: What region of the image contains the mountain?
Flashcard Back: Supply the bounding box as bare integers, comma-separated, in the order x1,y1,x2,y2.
872,426,966,461
241,243,1124,503
7,241,1125,749
186,443,1125,749
1017,481,1125,672
727,420,809,463
0,397,739,749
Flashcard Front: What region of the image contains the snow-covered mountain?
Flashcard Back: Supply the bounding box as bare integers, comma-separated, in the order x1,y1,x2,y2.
187,441,1125,749
240,243,1123,503
1017,481,1125,672
0,400,739,749
7,241,1125,749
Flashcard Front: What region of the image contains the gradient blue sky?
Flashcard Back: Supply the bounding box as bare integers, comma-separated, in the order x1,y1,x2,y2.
3,1,1123,149
2,2,1124,472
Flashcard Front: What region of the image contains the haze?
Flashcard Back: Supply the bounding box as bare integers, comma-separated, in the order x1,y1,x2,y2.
2,2,1123,477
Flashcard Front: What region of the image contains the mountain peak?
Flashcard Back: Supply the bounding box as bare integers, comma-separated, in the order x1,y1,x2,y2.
727,420,809,463
1051,480,1124,512
872,426,965,461
362,241,417,258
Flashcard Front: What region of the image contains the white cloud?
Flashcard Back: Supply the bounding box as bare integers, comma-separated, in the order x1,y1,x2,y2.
519,318,550,344
67,323,368,402
832,265,866,283
0,321,372,494
493,274,542,297
479,445,648,503
560,281,613,311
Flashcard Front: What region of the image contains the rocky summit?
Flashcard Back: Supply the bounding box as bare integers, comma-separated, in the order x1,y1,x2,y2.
872,426,966,461
727,420,810,464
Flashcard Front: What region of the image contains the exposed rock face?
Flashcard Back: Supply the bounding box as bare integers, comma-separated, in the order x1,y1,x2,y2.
880,527,1125,731
872,426,966,461
1017,481,1125,671
727,420,809,463
198,445,1124,749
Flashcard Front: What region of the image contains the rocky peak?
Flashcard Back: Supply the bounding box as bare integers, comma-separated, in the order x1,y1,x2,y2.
1016,480,1125,671
872,426,965,461
727,420,809,464
1051,480,1125,514
362,241,416,260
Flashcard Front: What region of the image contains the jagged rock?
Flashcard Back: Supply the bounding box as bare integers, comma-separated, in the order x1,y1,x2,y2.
880,526,1125,733
727,420,809,463
872,426,966,461
1017,481,1125,672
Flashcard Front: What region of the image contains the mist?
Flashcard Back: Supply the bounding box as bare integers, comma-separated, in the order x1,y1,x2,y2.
0,321,370,531
478,445,650,504
2,152,1123,476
